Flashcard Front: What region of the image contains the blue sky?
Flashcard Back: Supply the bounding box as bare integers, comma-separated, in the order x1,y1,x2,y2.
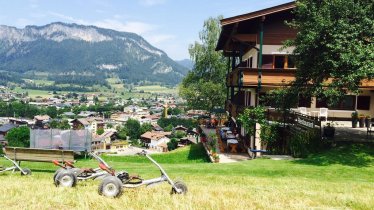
0,0,292,60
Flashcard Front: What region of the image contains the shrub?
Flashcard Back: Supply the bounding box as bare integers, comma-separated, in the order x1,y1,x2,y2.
96,128,104,135
167,138,179,151
6,126,30,147
172,130,186,139
289,129,325,158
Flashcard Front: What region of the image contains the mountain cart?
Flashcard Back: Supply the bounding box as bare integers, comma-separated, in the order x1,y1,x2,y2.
0,153,31,176
53,152,111,187
98,150,187,198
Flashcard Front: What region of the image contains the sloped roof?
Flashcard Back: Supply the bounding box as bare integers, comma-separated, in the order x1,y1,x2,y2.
141,131,171,141
175,125,188,131
0,124,17,133
220,1,295,26
34,115,51,121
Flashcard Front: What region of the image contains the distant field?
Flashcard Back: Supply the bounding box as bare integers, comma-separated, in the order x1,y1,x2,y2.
134,85,178,94
0,144,373,209
11,75,178,99
14,87,53,98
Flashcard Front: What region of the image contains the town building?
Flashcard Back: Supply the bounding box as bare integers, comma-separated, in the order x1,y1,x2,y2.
72,118,104,134
34,115,51,129
140,131,171,152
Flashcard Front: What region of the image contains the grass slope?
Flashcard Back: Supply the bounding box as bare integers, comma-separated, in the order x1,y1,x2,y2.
0,144,373,209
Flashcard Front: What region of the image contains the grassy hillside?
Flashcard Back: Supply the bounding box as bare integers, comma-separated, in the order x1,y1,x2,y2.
0,144,373,209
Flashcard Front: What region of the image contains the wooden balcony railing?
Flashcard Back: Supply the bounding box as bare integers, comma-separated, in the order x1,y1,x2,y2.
226,67,374,88
226,67,296,87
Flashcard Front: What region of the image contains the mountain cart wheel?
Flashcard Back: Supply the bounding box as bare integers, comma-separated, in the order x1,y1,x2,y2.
21,168,32,176
55,170,77,187
53,168,64,183
98,176,123,198
171,181,188,195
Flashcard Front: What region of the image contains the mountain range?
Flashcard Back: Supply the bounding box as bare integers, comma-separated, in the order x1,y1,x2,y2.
0,22,188,85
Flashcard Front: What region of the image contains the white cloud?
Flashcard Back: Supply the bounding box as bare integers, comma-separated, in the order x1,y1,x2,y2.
94,19,155,34
49,12,155,34
145,34,175,44
139,0,166,6
48,12,88,25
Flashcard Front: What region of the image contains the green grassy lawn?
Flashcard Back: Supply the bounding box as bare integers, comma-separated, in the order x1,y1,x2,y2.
1,144,373,209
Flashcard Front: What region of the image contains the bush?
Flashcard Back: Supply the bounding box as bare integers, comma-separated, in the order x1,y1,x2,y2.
167,138,179,151
5,126,30,147
172,131,186,139
97,128,105,135
164,124,173,132
289,129,325,158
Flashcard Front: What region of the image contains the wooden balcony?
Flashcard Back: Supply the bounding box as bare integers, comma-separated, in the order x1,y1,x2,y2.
227,67,296,87
227,67,374,88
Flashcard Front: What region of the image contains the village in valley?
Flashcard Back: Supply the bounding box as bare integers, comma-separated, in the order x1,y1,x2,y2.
0,85,205,154
0,0,373,209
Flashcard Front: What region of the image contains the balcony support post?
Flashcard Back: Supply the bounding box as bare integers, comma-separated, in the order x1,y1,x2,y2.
239,44,244,90
256,16,265,105
226,57,231,100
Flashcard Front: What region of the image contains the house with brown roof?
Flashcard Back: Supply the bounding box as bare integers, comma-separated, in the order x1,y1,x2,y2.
72,117,104,134
140,131,171,152
34,115,51,129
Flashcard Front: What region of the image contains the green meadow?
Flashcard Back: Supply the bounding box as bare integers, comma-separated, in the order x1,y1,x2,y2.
0,143,373,209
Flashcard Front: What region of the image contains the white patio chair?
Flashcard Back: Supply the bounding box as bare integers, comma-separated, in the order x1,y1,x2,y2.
298,107,310,116
318,108,328,122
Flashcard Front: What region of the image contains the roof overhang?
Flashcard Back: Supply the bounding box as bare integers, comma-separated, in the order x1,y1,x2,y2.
216,1,296,54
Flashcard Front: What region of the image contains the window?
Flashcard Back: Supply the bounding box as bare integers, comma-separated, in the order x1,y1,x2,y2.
262,55,273,69
298,96,311,108
249,57,253,68
274,56,285,68
261,55,294,69
316,95,356,110
357,96,370,110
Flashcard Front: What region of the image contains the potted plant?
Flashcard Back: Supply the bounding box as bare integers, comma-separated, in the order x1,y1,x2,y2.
365,115,371,128
323,123,335,139
211,145,217,156
359,114,365,128
213,154,220,163
351,111,358,128
208,137,217,153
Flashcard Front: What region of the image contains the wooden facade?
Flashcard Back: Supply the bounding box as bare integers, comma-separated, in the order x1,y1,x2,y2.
218,1,374,118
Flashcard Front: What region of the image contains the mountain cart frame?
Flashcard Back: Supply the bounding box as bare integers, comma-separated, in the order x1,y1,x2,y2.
98,150,187,198
0,153,31,176
53,152,111,187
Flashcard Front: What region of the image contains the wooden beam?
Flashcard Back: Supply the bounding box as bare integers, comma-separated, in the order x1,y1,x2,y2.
223,23,239,54
232,34,257,43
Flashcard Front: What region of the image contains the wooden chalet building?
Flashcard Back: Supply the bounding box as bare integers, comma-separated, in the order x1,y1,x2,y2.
216,2,374,150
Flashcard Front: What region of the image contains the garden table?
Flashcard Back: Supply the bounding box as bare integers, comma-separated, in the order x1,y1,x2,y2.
227,139,238,153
